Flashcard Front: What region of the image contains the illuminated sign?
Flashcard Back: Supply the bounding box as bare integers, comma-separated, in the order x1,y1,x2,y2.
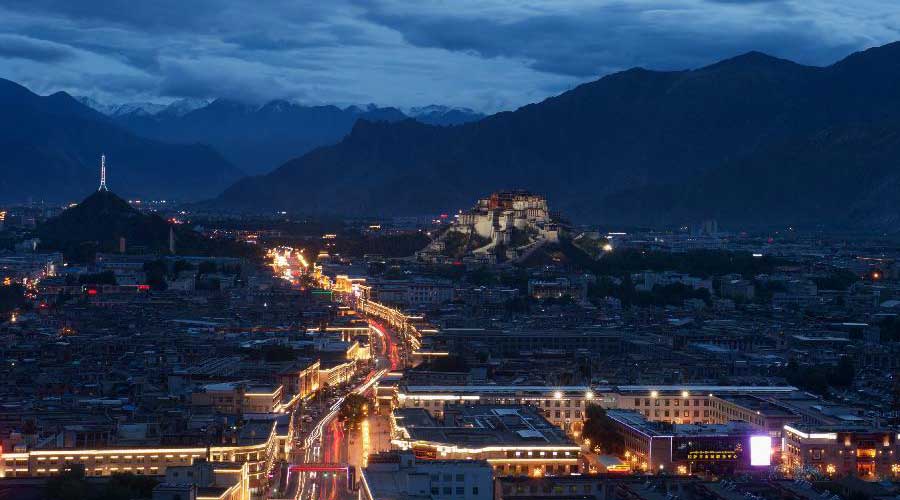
687,451,737,461
413,447,437,460
749,436,772,466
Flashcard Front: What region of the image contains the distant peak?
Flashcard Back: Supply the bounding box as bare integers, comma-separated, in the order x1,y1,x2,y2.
704,50,802,71
259,99,295,112
831,40,900,69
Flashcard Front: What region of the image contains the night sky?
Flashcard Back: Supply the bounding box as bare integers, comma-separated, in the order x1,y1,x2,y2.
1,0,898,112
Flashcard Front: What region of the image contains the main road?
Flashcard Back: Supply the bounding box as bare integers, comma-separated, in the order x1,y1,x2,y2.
265,247,404,499
276,319,401,500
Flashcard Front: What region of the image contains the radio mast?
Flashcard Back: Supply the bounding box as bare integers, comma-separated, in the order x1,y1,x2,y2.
99,154,108,191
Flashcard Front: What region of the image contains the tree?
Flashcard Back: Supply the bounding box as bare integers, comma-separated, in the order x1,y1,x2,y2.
0,284,26,314
581,404,624,455
97,472,158,500
78,271,117,285
172,259,195,277
45,467,89,500
338,393,371,430
143,259,168,291
198,260,218,275
827,356,855,387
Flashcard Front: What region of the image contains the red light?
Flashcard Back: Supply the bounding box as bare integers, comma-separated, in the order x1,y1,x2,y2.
452,261,462,266
440,213,448,219
138,285,150,291
86,289,98,296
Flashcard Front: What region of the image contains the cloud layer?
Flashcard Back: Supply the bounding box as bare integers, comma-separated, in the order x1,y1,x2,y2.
0,0,898,112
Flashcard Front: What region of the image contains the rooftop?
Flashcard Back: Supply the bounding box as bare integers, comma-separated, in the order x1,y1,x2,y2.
395,404,576,449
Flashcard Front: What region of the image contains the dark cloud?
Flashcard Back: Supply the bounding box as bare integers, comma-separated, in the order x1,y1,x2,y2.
359,0,891,78
0,34,75,62
0,0,898,112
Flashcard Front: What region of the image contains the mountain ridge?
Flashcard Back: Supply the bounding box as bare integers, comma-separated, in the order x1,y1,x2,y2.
211,41,900,228
0,79,243,203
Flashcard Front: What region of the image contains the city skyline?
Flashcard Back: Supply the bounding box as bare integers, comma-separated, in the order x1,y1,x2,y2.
3,2,900,498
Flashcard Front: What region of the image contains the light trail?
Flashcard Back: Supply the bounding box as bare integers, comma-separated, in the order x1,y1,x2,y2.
368,321,399,370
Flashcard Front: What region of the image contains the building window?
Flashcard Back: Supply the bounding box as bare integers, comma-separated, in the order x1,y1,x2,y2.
473,487,479,495
456,487,465,495
455,474,464,482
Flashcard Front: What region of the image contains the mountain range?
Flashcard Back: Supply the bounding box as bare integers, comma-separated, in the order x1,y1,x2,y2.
213,42,900,229
81,99,484,174
0,78,242,203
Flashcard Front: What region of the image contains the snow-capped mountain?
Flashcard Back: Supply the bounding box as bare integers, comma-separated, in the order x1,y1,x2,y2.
75,96,208,117
158,98,211,117
407,105,484,126
75,96,167,117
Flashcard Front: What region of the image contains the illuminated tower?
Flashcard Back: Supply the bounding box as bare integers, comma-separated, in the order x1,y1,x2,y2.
99,154,108,191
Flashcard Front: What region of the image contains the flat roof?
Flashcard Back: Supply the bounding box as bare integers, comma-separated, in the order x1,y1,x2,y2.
396,404,575,448
717,394,798,418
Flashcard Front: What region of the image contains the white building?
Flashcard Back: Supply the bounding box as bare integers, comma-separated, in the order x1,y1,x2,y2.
360,450,493,500
419,191,563,263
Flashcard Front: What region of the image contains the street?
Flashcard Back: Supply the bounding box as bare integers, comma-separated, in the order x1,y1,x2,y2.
274,317,401,500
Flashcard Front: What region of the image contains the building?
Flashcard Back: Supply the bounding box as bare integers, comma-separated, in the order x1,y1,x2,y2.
720,279,755,301
527,278,588,301
392,385,801,437
610,387,799,431
277,360,320,405
0,419,282,495
495,475,700,500
391,404,581,478
783,424,900,480
190,382,283,415
604,410,773,475
418,191,563,263
395,385,598,435
360,450,493,500
368,279,455,307
438,328,622,358
152,460,250,500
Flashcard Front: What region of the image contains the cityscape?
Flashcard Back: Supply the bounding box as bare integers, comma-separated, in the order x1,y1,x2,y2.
2,3,900,500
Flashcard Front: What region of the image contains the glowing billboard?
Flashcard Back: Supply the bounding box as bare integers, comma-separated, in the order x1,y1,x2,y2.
749,435,772,466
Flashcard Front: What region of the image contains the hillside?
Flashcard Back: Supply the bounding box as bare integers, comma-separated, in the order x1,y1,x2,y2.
213,42,900,228
110,101,481,174
0,79,243,203
36,190,175,257
36,190,259,262
600,122,900,228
